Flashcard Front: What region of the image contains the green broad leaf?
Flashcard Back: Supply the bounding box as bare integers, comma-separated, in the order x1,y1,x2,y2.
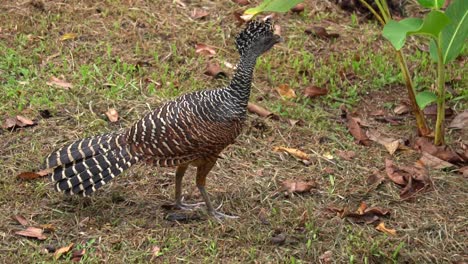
429,39,438,62
440,0,468,63
416,91,437,109
383,11,450,50
417,0,445,9
244,0,303,15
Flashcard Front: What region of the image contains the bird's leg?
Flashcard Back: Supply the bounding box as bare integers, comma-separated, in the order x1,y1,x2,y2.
196,159,238,220
174,164,204,210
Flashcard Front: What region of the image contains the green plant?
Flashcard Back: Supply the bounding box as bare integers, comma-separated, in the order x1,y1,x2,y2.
244,0,304,16
382,0,468,145
359,0,431,137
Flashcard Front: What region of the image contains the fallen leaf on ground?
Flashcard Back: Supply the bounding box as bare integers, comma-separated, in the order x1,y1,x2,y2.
424,104,454,117
393,104,410,115
375,222,396,236
303,86,328,98
204,62,226,78
40,224,56,232
105,108,119,122
195,43,216,56
15,226,47,240
276,84,296,99
46,76,73,89
367,129,403,155
60,33,77,41
330,204,390,224
291,3,305,13
319,250,333,264
247,103,278,119
366,170,385,186
258,208,270,225
413,137,462,163
273,146,310,160
2,115,37,130
280,179,317,194
190,8,209,19
71,249,86,262
342,107,371,146
458,166,468,177
385,159,431,200
232,0,249,6
151,246,161,257
336,150,356,160
54,243,74,260
12,215,28,226
418,152,454,170
270,233,286,245
448,110,468,130
304,26,339,39
17,168,52,180
369,109,386,116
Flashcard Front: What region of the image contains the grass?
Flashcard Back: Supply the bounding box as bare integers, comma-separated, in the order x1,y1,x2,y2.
1,0,467,263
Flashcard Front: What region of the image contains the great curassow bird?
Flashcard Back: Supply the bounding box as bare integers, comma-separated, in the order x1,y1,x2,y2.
43,18,282,220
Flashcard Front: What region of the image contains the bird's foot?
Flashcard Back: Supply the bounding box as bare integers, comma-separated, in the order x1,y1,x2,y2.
210,210,239,221
173,197,205,210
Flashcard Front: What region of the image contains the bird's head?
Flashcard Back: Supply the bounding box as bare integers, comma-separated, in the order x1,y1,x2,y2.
235,17,282,57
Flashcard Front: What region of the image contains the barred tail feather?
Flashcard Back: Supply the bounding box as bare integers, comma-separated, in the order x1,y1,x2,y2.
45,133,139,196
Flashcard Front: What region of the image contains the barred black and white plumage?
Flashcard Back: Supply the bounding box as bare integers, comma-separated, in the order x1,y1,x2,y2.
43,18,282,219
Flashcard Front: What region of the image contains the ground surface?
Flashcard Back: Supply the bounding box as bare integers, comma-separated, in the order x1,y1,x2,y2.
0,0,467,263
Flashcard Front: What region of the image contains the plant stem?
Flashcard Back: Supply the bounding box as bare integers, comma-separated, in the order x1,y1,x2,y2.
395,50,431,136
434,41,445,145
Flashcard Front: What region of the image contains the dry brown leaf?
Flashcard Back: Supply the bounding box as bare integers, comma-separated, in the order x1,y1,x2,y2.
458,166,468,177
195,43,216,56
54,243,74,260
336,150,356,160
347,117,370,146
247,102,278,119
273,146,310,160
384,159,407,185
105,108,119,122
424,104,453,116
276,84,296,99
40,224,56,232
385,159,431,200
303,86,328,98
366,170,385,186
366,129,403,155
46,76,73,89
15,226,47,240
232,0,249,6
270,233,286,245
357,201,367,215
190,8,209,19
393,104,410,115
71,249,86,262
258,208,270,225
319,250,333,264
369,109,386,116
2,115,37,130
414,137,462,163
281,179,317,194
304,26,339,39
291,3,305,12
375,222,396,236
448,110,468,130
17,168,51,180
12,215,28,226
204,62,226,78
418,152,454,170
151,246,161,257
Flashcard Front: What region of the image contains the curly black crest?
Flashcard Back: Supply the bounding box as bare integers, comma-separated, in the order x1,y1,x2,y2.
235,18,275,56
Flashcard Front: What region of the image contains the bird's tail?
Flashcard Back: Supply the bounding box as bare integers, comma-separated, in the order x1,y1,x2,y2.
44,133,140,196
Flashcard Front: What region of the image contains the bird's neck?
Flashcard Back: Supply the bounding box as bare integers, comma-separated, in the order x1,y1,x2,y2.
225,53,258,108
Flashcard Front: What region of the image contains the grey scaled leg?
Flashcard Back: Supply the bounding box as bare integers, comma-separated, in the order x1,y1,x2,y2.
174,164,204,210
196,159,238,220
